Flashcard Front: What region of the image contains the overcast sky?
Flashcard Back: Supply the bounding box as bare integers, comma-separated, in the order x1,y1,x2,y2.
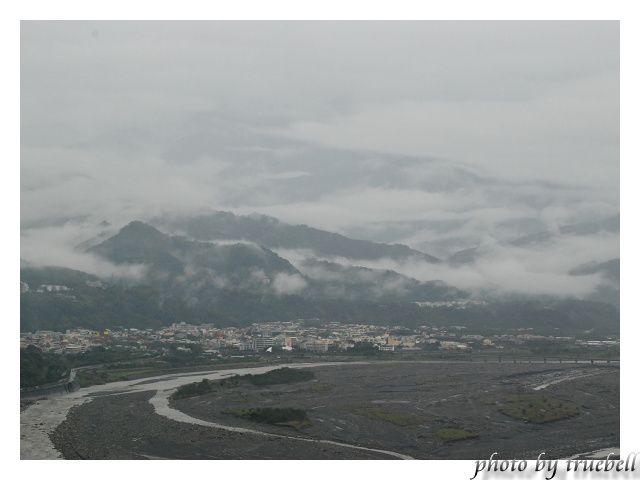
20,19,621,297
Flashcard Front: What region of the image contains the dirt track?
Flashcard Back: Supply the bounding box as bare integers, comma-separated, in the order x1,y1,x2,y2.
48,361,619,460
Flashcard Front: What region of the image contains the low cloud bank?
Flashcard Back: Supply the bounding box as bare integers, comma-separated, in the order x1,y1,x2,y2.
20,216,618,303
21,223,148,283
275,230,619,300
272,272,308,296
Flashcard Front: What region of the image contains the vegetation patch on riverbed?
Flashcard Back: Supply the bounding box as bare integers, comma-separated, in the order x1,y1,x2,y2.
349,406,432,427
436,429,479,442
171,367,315,399
222,407,312,430
243,367,315,386
498,394,579,423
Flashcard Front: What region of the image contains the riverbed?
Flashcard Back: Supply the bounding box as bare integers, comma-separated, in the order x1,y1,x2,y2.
21,360,619,460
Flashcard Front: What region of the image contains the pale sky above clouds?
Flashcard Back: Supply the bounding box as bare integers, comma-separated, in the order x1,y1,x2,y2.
21,22,619,178
21,21,619,212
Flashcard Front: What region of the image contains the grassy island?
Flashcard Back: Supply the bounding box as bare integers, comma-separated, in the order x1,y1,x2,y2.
171,367,315,399
222,407,312,430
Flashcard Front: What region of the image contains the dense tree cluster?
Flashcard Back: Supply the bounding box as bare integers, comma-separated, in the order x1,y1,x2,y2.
20,345,68,388
243,367,314,386
20,345,151,389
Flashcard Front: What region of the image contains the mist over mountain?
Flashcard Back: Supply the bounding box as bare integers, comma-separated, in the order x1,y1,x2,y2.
150,210,441,264
87,219,465,303
84,210,618,305
20,216,620,336
446,215,620,267
569,258,620,284
21,207,620,308
441,215,619,305
21,105,619,269
507,214,620,248
20,105,618,301
20,211,619,334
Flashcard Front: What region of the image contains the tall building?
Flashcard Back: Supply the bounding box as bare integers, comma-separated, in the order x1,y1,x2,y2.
253,337,275,351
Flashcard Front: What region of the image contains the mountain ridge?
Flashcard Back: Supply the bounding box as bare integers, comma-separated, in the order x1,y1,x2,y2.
86,220,465,303
149,210,442,264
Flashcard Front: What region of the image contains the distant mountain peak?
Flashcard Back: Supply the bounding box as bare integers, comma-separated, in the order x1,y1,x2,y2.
115,221,169,245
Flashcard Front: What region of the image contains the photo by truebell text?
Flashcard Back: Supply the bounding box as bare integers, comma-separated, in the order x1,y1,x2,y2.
471,452,638,480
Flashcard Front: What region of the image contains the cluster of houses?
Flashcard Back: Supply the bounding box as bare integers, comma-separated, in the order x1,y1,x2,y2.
20,319,618,356
20,328,110,354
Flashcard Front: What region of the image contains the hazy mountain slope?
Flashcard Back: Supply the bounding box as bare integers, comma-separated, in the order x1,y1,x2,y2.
20,265,103,289
569,258,620,285
560,214,620,236
298,258,467,302
568,258,620,306
86,221,462,303
446,214,620,264
88,221,303,292
150,211,442,264
20,226,617,334
510,214,620,248
441,215,620,307
444,247,479,267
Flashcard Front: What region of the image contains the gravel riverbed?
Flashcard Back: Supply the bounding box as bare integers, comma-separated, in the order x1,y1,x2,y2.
29,361,620,460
